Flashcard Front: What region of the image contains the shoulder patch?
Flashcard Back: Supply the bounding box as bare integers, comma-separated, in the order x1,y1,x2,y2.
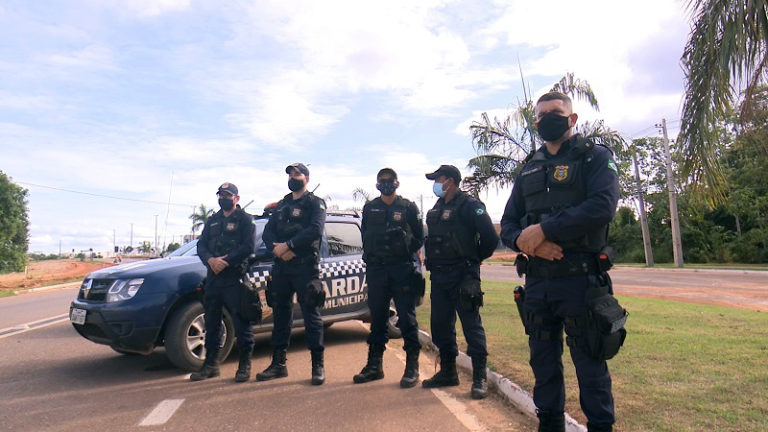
475,207,485,216
608,159,618,173
318,200,327,210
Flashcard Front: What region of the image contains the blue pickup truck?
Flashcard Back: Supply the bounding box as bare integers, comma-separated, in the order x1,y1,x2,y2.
70,212,400,371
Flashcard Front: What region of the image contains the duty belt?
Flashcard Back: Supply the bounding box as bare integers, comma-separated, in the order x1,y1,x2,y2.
525,256,600,279
365,256,411,266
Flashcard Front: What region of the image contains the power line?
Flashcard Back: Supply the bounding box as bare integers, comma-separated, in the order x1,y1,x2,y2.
17,181,195,207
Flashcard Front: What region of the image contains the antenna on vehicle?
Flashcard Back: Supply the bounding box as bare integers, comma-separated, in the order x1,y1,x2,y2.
242,199,254,210
311,184,320,193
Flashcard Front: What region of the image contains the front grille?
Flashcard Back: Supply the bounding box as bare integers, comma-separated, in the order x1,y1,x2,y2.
83,279,113,302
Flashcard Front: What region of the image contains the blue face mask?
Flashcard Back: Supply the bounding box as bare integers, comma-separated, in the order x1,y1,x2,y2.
433,181,446,198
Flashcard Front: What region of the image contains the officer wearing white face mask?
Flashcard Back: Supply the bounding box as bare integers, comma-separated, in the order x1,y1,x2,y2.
422,165,499,399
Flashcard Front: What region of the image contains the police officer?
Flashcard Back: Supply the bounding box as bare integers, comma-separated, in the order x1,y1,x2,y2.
500,92,620,432
353,168,424,388
422,165,499,399
191,182,256,382
257,163,327,385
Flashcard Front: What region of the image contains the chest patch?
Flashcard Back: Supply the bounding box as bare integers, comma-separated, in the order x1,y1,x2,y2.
292,208,302,218
392,211,402,222
553,165,569,181
441,209,452,220
226,222,237,231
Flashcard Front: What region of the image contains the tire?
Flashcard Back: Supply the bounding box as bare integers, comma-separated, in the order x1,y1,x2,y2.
387,300,403,339
164,301,235,372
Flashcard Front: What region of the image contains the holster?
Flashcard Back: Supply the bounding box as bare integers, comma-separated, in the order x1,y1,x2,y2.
457,274,483,312
411,270,426,306
239,276,263,323
566,274,627,361
304,278,326,309
265,276,275,307
514,254,528,277
513,285,527,332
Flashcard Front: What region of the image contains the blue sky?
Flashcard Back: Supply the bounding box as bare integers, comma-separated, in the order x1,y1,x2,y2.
1,0,689,254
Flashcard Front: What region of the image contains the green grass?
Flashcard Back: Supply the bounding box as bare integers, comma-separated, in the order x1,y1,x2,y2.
0,290,15,298
417,279,768,432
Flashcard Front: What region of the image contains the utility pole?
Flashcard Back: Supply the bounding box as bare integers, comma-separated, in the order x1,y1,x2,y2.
130,223,134,248
656,118,684,267
419,194,424,216
59,240,62,258
113,229,116,255
154,215,159,257
632,152,654,267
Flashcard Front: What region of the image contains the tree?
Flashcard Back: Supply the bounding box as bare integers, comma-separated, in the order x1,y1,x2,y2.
678,0,768,203
189,204,214,234
465,72,626,196
0,171,29,273
166,242,181,253
138,241,152,254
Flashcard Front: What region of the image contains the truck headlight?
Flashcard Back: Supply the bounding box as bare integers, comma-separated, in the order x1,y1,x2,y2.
106,278,144,302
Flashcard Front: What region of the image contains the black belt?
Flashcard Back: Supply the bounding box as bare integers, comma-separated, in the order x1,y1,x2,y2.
365,256,410,266
525,257,600,279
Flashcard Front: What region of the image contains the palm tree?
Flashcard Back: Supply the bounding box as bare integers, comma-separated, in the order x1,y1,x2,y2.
189,204,215,235
679,0,768,203
465,72,626,196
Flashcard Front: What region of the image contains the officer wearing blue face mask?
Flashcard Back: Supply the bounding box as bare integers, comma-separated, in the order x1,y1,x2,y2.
422,165,499,399
353,168,425,388
501,92,622,432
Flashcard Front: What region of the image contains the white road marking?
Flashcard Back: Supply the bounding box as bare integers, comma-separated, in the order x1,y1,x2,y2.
139,399,185,426
0,313,69,339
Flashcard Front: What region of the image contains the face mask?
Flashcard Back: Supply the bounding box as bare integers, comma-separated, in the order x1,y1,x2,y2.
433,181,446,198
288,178,305,192
218,197,235,211
536,113,571,142
376,180,397,196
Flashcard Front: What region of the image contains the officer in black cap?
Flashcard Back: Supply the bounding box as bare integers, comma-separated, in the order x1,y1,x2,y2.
257,163,328,385
422,165,499,399
191,182,256,382
353,168,424,388
501,92,621,432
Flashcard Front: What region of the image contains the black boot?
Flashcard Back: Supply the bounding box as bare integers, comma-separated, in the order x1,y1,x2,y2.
536,409,565,432
190,351,220,382
353,344,385,384
311,350,325,385
399,347,420,388
471,356,488,399
422,352,459,388
587,422,613,432
234,350,252,383
256,349,288,381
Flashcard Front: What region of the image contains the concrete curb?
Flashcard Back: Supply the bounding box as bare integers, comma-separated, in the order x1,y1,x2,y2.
13,281,80,295
417,329,587,432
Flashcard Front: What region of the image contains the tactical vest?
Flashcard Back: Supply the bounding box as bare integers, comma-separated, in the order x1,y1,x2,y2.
519,136,607,253
207,209,245,257
425,193,479,262
273,193,320,257
363,197,413,260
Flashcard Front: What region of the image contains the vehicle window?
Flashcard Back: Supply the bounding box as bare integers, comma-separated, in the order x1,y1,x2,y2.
325,222,363,256
168,240,198,257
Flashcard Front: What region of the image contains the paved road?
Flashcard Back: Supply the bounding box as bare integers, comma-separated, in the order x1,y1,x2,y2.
481,264,768,311
0,288,534,432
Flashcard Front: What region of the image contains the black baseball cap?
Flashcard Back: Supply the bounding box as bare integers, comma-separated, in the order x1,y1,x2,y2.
285,162,310,176
425,165,461,184
377,167,397,180
217,182,238,196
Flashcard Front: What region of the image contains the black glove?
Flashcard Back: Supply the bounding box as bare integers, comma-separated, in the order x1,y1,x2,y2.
304,278,326,309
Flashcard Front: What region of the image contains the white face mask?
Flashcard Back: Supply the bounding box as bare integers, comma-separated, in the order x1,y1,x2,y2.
433,181,446,198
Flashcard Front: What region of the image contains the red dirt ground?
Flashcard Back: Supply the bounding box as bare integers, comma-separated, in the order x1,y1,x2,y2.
0,260,115,290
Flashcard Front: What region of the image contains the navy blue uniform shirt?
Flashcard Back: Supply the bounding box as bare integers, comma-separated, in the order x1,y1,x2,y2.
263,191,326,254
500,137,620,252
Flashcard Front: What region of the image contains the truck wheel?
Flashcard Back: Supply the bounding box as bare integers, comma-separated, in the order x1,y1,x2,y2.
165,301,235,372
387,300,403,339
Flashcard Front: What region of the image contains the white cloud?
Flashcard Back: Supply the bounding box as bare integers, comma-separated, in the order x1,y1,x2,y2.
113,0,191,18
